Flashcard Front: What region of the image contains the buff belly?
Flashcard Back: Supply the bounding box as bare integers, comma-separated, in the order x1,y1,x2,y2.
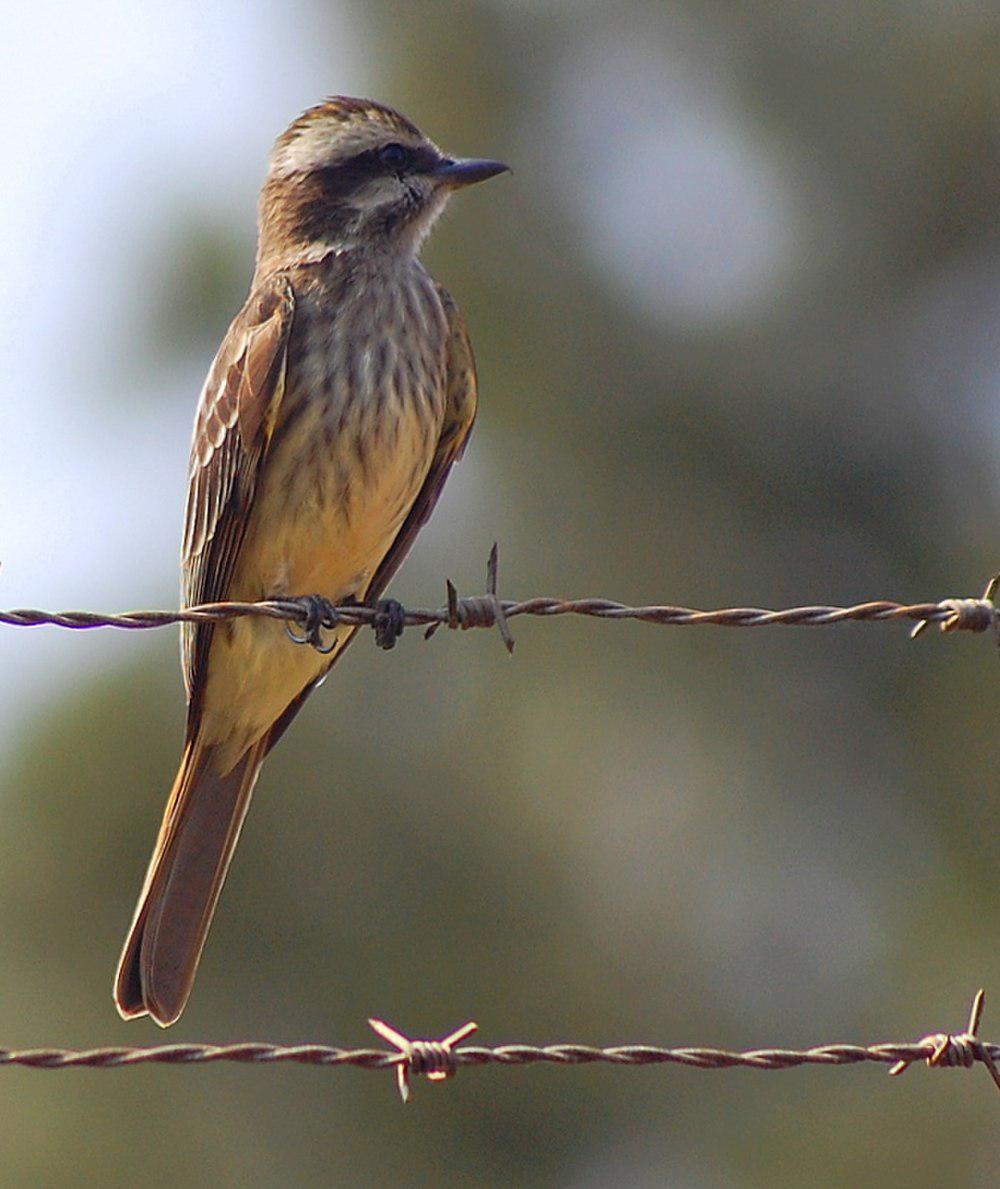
197,392,439,767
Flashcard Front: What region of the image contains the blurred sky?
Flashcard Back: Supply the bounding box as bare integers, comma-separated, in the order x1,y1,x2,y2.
0,2,998,1186
0,0,371,751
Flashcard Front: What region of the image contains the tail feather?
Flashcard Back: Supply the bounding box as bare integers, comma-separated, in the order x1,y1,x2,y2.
114,738,266,1027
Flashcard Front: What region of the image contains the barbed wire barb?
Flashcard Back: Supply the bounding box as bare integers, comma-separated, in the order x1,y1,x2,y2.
368,1018,479,1102
2,990,998,1105
909,573,999,641
887,988,1000,1093
0,551,996,649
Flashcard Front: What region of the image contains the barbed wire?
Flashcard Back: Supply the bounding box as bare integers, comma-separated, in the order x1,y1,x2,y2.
0,548,996,655
2,991,998,1103
3,557,997,1103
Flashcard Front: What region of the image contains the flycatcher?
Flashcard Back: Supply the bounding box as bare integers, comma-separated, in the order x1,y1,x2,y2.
114,97,507,1026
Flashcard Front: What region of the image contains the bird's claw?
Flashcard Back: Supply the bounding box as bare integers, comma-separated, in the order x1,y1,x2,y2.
372,598,406,650
286,595,340,653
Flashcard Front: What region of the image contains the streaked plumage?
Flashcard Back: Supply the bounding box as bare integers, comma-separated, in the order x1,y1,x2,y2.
114,98,506,1026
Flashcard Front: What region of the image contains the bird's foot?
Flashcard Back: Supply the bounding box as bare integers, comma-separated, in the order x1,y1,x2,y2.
372,598,406,650
286,595,340,654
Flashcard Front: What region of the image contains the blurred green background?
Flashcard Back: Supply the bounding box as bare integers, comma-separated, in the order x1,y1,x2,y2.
1,1,998,1185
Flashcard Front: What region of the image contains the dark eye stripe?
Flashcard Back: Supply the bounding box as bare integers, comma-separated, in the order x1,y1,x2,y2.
287,140,444,243
304,144,442,210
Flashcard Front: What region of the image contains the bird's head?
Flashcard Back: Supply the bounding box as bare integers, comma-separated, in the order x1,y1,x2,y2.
258,97,508,270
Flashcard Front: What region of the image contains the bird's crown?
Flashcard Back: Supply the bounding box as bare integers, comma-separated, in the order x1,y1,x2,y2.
270,97,429,175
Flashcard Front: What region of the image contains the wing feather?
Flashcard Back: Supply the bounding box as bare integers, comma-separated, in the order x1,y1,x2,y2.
180,275,295,710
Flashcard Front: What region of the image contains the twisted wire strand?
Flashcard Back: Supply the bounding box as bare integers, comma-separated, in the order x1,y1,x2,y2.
3,989,994,1089
4,989,999,1106
0,1036,996,1074
1,592,995,636
2,550,994,644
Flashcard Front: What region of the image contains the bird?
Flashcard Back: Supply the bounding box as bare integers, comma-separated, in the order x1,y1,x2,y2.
114,97,508,1027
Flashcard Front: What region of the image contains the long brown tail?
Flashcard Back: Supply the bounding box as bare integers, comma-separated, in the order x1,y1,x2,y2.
114,737,266,1027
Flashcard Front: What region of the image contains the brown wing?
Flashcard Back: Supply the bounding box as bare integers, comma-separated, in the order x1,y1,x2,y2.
180,274,295,712
367,284,478,599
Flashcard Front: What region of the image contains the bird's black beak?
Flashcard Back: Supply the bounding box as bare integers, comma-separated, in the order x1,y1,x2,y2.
430,157,510,188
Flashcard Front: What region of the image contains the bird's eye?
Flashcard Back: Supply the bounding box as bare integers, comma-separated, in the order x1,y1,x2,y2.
378,143,410,171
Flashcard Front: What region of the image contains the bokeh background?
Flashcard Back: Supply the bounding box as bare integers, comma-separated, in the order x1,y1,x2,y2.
1,2,998,1185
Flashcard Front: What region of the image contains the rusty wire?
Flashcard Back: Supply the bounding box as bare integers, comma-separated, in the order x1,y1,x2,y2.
2,558,997,1105
0,548,996,654
2,991,998,1103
